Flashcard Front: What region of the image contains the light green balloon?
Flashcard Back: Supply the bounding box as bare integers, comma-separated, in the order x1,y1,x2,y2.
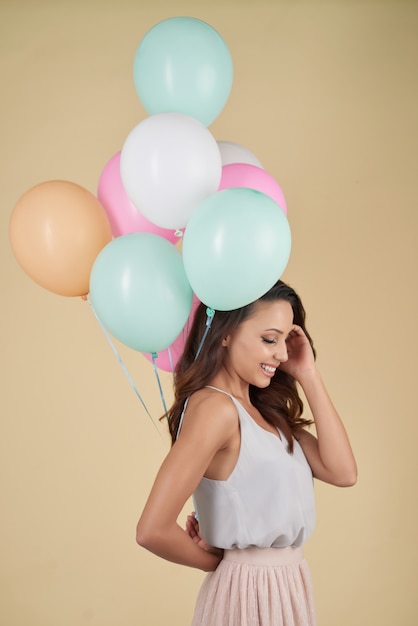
90,233,193,353
133,17,233,126
182,189,292,310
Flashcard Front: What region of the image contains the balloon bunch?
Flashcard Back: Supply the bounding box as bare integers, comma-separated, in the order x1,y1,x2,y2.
9,17,291,380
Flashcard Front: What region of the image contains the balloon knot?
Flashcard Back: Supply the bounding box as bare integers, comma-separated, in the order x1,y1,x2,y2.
205,308,215,328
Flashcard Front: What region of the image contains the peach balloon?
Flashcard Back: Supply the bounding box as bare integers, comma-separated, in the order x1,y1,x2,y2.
9,180,112,297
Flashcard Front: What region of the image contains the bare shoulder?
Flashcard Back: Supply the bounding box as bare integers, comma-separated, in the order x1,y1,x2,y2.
179,387,239,448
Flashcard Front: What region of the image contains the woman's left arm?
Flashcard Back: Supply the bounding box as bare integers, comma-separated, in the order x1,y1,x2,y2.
283,326,358,487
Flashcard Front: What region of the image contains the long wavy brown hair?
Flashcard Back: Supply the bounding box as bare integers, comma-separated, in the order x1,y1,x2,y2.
164,280,316,453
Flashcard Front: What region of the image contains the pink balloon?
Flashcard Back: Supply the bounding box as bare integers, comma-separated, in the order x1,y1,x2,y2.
219,163,287,215
142,295,201,372
97,152,182,243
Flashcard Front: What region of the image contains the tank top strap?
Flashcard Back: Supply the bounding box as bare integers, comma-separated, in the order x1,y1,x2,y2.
205,385,234,398
206,386,282,442
177,386,237,439
205,386,247,420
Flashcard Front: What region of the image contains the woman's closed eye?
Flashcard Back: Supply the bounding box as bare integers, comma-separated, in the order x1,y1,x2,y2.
261,337,276,344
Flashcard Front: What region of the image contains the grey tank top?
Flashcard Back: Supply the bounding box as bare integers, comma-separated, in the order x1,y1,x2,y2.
178,386,316,550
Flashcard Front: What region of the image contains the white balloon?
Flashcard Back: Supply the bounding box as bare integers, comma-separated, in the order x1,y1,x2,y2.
120,113,222,230
217,140,263,168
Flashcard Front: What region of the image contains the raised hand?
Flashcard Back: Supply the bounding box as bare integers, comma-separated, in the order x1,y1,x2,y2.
281,324,316,380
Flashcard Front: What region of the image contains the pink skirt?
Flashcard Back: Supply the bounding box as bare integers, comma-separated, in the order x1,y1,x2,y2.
191,546,317,626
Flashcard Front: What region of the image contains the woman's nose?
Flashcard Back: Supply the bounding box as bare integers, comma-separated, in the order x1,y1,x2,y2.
274,342,288,362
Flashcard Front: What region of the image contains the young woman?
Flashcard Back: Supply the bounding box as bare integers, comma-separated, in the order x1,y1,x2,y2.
136,280,357,625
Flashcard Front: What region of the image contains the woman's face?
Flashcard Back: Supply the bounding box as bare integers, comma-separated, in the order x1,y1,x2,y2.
222,299,294,388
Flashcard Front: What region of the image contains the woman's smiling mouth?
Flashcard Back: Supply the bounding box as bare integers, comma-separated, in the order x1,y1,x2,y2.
260,364,277,376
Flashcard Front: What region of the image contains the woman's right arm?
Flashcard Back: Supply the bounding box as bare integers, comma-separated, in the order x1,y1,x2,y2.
136,393,235,572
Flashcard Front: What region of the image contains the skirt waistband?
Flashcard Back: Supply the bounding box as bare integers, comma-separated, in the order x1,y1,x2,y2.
222,546,304,566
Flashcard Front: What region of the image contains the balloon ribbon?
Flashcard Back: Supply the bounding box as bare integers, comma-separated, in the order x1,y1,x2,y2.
85,296,162,437
195,308,215,359
151,352,168,419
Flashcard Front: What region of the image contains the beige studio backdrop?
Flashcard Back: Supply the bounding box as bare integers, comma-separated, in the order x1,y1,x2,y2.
1,1,417,625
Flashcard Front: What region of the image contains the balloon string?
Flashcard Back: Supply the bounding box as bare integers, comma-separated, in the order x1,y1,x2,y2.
85,296,161,437
167,345,174,374
195,308,215,360
152,352,168,419
190,307,215,520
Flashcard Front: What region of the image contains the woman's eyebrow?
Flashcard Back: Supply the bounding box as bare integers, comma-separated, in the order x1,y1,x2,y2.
264,328,283,334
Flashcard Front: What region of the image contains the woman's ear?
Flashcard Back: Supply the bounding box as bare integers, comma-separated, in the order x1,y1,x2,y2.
221,336,229,347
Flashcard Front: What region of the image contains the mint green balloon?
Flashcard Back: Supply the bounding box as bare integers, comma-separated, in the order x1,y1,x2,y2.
90,233,193,353
133,17,233,126
182,189,292,310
